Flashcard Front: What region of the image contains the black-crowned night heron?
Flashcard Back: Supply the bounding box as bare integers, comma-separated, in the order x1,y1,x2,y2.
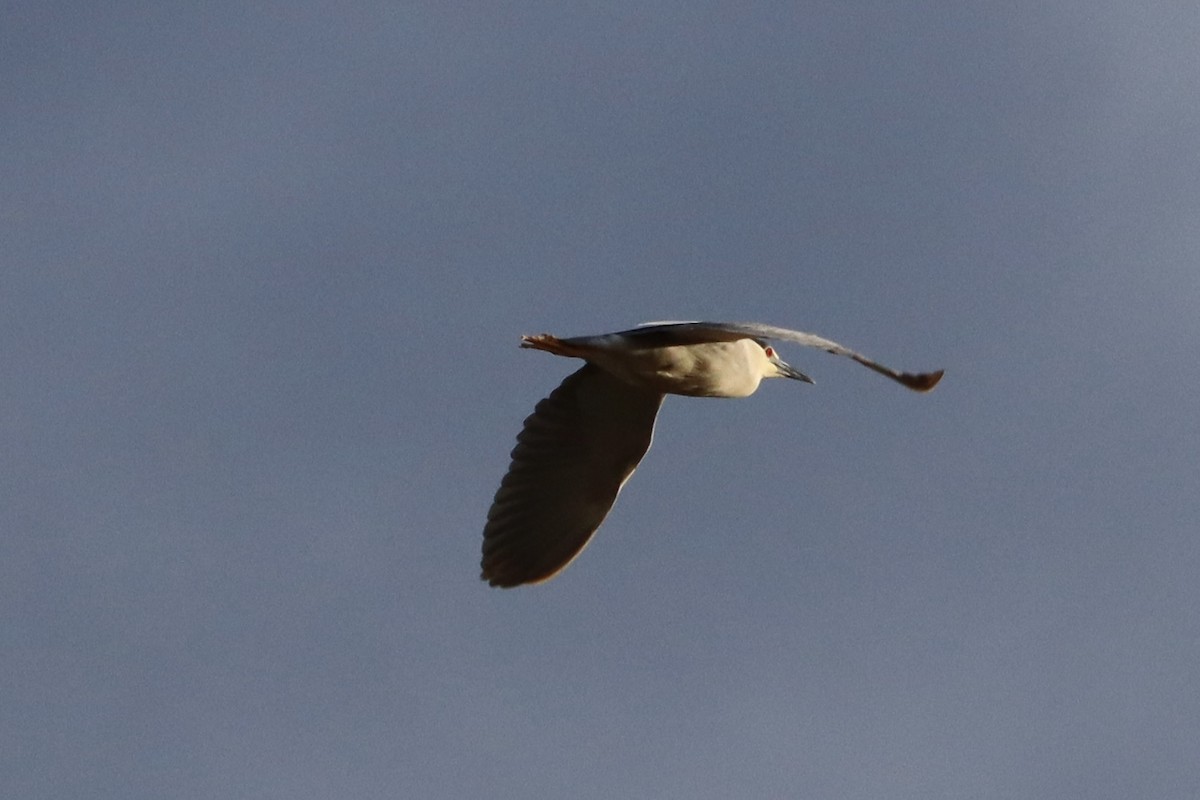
481,321,943,588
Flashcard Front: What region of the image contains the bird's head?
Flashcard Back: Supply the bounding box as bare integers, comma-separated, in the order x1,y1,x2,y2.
761,343,814,384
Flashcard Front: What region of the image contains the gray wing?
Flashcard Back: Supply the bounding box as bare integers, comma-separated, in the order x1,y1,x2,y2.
481,364,665,588
569,321,943,392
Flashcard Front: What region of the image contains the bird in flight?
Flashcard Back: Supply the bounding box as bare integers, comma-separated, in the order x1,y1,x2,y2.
481,321,943,588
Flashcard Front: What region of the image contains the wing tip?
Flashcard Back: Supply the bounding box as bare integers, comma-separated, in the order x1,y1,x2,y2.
480,561,516,588
481,569,515,588
480,563,553,589
899,369,945,392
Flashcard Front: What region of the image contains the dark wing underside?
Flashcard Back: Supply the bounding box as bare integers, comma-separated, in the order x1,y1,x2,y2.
481,364,665,587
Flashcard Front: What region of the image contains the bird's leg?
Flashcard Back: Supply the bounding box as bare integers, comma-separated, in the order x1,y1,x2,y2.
520,334,592,359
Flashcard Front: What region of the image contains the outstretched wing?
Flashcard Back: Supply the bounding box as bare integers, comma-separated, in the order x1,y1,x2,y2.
567,321,944,392
481,364,665,587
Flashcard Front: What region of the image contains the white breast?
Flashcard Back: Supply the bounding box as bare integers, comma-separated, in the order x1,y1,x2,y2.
587,339,768,398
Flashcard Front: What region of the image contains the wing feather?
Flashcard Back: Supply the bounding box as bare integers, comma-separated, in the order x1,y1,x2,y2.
481,364,664,587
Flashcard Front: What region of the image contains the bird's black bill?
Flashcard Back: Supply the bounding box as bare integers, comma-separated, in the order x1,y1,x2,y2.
779,362,814,384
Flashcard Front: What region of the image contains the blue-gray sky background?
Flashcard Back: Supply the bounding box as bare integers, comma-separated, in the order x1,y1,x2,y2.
4,3,1198,798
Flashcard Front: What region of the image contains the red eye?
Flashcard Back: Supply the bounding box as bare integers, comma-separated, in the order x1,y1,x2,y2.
764,346,775,357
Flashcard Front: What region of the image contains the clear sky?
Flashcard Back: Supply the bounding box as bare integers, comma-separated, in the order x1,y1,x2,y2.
4,3,1199,798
